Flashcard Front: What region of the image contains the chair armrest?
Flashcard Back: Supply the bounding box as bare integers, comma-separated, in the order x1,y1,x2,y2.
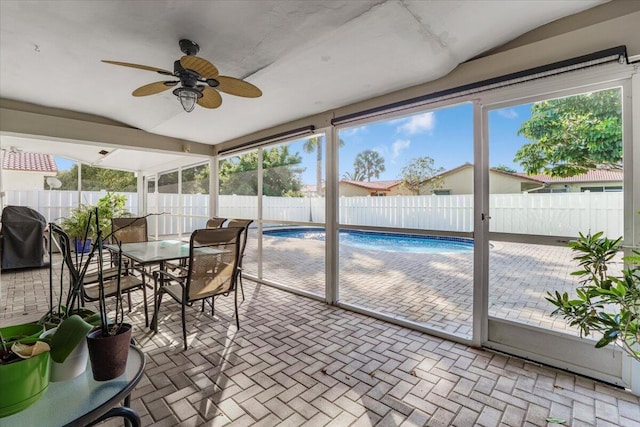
155,269,186,284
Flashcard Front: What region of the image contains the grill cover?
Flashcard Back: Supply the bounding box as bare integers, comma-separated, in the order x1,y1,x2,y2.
1,206,47,270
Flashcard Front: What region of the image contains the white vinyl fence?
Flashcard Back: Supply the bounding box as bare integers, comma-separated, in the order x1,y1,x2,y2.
3,190,624,239
3,190,138,224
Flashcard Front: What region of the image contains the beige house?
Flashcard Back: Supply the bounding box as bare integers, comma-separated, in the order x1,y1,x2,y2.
339,179,411,197
523,169,623,193
420,163,624,195
419,163,543,195
1,150,58,191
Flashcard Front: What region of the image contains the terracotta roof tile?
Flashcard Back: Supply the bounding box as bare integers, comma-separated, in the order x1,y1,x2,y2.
340,180,402,191
519,169,623,183
2,151,58,173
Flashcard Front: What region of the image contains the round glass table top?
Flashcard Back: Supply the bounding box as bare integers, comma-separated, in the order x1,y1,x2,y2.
0,345,145,427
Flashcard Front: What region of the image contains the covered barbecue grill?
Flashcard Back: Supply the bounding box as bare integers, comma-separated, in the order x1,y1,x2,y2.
0,205,47,270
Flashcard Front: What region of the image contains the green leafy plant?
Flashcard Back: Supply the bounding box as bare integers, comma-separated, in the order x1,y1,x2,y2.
60,192,130,241
547,231,640,362
0,316,92,365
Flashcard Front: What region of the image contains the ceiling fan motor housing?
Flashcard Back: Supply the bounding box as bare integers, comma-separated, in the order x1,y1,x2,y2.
179,39,199,56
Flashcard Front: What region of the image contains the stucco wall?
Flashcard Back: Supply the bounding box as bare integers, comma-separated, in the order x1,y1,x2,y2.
423,167,540,195
547,180,623,192
2,170,46,191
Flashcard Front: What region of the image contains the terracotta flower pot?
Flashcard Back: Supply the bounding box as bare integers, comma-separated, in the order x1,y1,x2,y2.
86,323,132,381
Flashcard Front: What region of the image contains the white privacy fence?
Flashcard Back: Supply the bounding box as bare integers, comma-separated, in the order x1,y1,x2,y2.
3,190,624,238
3,190,138,224
220,192,623,237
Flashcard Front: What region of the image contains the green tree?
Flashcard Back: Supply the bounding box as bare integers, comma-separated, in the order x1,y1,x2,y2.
515,88,622,177
354,150,385,182
400,157,444,195
342,170,365,181
219,146,304,197
56,164,137,191
492,165,517,174
302,136,344,194
181,164,209,194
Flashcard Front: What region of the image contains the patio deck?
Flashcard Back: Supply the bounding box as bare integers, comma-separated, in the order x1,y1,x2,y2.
1,252,638,426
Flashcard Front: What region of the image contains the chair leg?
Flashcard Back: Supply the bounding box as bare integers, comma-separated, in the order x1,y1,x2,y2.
240,274,245,302
201,299,205,312
127,292,133,313
181,300,187,351
152,289,163,333
142,281,149,327
234,288,240,329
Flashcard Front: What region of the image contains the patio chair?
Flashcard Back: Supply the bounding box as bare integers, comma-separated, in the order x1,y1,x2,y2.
111,217,148,244
206,217,227,228
49,223,148,325
226,219,253,301
151,227,243,350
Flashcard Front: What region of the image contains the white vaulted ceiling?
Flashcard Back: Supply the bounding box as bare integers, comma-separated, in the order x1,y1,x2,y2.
0,0,607,170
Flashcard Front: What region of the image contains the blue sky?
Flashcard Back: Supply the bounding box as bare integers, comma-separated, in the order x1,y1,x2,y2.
292,102,534,185
55,102,534,184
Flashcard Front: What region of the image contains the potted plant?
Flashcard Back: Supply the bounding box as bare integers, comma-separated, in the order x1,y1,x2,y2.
547,231,639,360
60,203,95,253
85,207,133,381
547,227,640,395
60,192,130,253
0,315,92,416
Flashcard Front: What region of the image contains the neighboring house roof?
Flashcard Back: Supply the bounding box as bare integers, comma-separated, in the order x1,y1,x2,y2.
428,163,543,184
301,184,323,193
2,150,57,173
340,180,402,191
519,169,623,184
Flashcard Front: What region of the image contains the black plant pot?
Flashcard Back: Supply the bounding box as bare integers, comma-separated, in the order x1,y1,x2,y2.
86,323,132,381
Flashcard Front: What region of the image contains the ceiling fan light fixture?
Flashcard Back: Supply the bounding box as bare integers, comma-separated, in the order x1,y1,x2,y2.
173,87,201,112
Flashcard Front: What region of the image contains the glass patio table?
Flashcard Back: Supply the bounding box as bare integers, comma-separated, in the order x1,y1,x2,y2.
105,240,228,331
0,345,145,427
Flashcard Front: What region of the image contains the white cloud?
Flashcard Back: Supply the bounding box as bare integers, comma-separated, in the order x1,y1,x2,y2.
341,125,368,137
396,112,435,135
497,108,518,119
392,139,410,159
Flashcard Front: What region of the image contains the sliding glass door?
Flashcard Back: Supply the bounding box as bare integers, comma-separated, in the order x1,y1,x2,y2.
484,84,631,386
336,104,475,339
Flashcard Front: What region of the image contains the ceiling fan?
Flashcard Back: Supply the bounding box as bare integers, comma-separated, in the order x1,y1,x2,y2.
102,39,262,112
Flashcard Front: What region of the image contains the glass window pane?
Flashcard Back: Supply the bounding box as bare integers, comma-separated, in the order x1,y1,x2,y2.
488,87,624,334
157,170,179,235
181,164,209,232
339,104,474,232
219,151,258,219
337,103,474,340
262,136,324,223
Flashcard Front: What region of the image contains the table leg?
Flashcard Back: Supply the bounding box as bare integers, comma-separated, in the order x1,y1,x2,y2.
85,406,140,427
150,261,163,333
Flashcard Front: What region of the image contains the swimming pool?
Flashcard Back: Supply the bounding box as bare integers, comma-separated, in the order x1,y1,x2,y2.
263,228,474,254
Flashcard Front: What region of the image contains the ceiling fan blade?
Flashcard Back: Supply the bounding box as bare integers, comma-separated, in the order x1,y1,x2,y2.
102,60,173,76
180,55,219,78
132,81,178,97
197,87,223,109
216,76,262,98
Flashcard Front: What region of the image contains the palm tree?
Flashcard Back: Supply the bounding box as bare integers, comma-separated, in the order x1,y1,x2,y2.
303,136,344,195
354,150,385,181
342,170,365,181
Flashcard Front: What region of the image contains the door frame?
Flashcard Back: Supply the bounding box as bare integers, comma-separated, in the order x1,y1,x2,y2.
477,74,634,388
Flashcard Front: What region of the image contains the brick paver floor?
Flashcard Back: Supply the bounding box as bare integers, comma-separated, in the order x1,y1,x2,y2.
1,253,637,426
246,234,624,340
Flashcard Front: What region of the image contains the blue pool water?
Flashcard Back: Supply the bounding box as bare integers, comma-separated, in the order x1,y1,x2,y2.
264,228,473,254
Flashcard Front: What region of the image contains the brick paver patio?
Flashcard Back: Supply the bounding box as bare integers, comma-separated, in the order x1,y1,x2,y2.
247,234,624,339
1,250,637,426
